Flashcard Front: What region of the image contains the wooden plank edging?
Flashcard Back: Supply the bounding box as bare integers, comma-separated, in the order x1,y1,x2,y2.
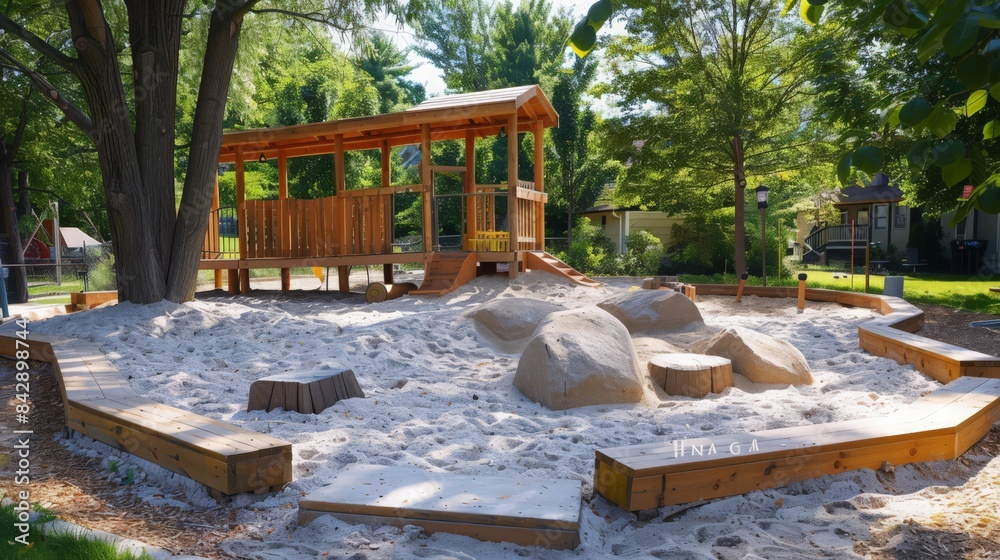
0,332,293,495
690,284,1000,383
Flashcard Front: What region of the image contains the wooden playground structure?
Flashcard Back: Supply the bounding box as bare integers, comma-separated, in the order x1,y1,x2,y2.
200,85,596,295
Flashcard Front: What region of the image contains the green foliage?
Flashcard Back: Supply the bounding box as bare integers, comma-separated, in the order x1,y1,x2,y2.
618,229,664,276
560,217,617,274
788,0,1000,220
603,0,836,216
663,211,735,275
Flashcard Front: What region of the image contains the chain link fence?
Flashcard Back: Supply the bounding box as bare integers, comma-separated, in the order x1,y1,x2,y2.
12,242,117,299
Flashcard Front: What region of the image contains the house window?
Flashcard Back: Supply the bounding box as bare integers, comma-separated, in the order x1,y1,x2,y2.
956,217,967,240
893,205,907,229
857,209,869,226
839,211,848,225
601,215,607,226
874,205,888,229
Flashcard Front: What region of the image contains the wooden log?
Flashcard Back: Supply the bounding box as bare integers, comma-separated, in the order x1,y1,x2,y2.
797,273,807,313
648,353,733,398
365,282,418,303
735,273,748,303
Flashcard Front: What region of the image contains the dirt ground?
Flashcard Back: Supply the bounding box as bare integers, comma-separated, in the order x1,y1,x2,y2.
0,301,998,559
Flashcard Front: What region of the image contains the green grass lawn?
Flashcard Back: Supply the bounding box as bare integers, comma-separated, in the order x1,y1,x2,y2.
0,503,152,560
680,270,1000,315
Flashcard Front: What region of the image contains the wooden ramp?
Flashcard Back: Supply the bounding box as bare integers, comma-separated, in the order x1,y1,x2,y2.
0,332,292,496
525,252,600,287
299,464,582,549
411,252,478,296
595,376,1000,511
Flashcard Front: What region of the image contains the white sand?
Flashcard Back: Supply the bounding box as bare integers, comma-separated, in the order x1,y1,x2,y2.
32,272,999,559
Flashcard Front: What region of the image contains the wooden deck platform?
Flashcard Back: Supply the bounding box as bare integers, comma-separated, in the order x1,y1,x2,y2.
299,464,582,549
0,332,292,496
595,376,1000,511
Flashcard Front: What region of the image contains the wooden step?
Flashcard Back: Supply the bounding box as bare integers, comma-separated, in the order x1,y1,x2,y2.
299,464,581,549
524,252,600,287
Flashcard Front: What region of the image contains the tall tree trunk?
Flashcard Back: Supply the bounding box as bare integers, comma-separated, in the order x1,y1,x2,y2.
16,170,30,219
733,134,747,277
67,0,173,303
0,163,29,304
166,4,251,302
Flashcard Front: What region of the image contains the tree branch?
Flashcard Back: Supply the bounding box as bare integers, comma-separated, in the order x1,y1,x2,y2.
0,13,78,73
0,47,96,142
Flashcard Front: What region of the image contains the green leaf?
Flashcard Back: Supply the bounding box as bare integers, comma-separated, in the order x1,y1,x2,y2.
800,0,823,25
853,146,883,175
899,97,933,126
977,184,1000,213
991,81,1000,102
985,120,1000,140
957,54,989,89
933,139,965,166
837,151,852,185
587,0,613,29
569,21,598,57
966,89,989,116
943,15,981,57
884,1,913,30
881,105,903,127
907,140,932,170
916,26,945,63
927,103,959,138
983,39,1000,54
781,0,797,17
941,157,973,187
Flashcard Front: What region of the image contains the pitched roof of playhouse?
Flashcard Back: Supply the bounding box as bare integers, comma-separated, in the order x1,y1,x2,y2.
217,85,558,163
835,173,904,205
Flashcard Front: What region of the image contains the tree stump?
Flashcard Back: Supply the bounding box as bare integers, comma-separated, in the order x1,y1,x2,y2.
648,353,733,398
248,370,364,414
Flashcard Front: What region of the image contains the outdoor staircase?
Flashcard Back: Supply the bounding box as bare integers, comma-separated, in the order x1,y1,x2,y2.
525,251,601,287
411,252,479,296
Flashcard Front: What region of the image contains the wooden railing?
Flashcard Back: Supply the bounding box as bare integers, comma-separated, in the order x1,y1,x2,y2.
805,223,868,250
202,185,427,260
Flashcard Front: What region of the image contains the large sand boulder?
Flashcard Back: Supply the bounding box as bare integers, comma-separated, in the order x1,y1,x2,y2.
471,298,567,341
514,307,645,410
691,326,812,385
597,289,704,333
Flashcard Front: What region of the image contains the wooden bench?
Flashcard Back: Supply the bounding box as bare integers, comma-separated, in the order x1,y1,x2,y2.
70,291,119,310
299,464,582,549
595,376,1000,511
0,332,292,496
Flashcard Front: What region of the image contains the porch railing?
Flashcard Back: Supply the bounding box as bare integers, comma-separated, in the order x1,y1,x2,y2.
805,224,869,251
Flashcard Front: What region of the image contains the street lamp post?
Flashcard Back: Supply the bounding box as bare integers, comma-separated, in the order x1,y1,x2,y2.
756,185,769,286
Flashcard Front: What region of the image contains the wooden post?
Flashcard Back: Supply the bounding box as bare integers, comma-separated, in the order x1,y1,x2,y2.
464,129,476,251
507,112,519,279
382,141,393,253
338,265,351,293
227,269,240,295
278,151,290,287
421,124,432,254
335,134,347,255
212,173,223,289
383,263,394,285
235,147,250,293
798,273,807,314
735,273,748,303
532,121,544,251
